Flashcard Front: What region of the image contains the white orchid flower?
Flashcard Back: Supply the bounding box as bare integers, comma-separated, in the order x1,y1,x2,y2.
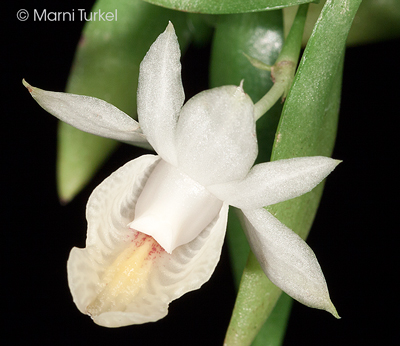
23,22,340,328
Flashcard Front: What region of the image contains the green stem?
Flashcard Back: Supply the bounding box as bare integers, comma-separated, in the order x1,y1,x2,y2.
254,82,286,120
254,4,308,120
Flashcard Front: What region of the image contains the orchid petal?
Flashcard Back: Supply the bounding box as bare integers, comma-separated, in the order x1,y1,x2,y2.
175,84,258,186
241,208,339,317
67,154,229,327
22,79,150,148
129,160,223,253
208,156,340,210
137,22,184,166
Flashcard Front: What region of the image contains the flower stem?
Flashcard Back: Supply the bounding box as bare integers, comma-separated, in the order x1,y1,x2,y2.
254,82,286,120
254,4,309,120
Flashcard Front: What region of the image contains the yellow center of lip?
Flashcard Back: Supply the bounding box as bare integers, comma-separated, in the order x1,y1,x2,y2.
87,232,164,316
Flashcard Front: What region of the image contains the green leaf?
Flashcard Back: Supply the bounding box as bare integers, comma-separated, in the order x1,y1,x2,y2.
224,0,361,345
57,0,192,202
272,0,362,162
284,0,400,46
225,248,284,346
143,0,316,14
252,293,293,346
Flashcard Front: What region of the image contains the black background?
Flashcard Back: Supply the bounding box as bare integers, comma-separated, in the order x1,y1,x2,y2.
4,1,399,345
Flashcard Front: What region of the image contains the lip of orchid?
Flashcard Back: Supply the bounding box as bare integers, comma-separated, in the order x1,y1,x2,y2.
67,154,230,327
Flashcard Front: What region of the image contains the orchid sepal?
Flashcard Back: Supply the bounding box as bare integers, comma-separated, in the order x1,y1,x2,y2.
208,156,341,210
241,208,340,318
137,21,184,166
22,79,151,148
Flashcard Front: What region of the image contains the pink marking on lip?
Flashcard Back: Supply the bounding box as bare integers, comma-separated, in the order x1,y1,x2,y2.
130,229,165,261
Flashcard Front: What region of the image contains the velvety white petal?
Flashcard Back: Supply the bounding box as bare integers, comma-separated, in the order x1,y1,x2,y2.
23,79,150,148
67,154,229,327
137,22,184,165
208,156,341,210
241,208,339,317
129,160,223,253
175,85,258,186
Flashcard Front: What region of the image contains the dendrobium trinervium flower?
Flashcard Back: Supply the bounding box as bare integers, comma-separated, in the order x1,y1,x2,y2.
23,22,340,327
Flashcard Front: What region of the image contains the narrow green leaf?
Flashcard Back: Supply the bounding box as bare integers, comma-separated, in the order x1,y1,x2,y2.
226,209,250,288
143,0,315,15
251,293,293,346
284,0,400,46
272,0,362,161
225,249,283,346
224,1,361,345
186,13,214,46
